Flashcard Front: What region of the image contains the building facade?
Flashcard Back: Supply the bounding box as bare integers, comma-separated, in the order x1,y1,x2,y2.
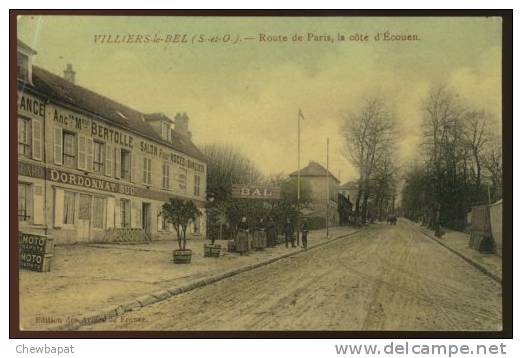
289,161,340,225
17,40,207,244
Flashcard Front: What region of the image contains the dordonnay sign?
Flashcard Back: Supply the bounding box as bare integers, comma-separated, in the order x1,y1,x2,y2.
231,185,281,200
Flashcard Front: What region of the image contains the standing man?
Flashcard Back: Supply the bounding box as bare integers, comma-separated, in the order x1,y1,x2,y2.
301,219,309,249
237,216,250,255
266,217,276,247
253,217,267,250
284,218,295,248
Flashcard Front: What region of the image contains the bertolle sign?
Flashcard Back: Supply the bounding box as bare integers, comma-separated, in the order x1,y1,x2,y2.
231,185,281,200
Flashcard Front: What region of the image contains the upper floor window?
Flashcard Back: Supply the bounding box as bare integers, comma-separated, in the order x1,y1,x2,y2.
143,157,152,185
120,149,131,181
162,163,170,189
17,53,29,82
93,141,105,174
63,132,77,168
194,174,201,197
18,117,31,158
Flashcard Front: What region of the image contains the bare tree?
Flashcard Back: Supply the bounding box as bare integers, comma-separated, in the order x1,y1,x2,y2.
341,97,397,224
481,139,503,201
462,110,492,190
402,84,502,231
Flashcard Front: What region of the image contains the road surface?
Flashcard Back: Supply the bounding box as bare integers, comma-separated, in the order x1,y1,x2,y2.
85,220,502,331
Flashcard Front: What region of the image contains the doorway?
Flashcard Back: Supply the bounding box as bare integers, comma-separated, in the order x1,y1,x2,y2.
78,193,92,241
142,202,151,236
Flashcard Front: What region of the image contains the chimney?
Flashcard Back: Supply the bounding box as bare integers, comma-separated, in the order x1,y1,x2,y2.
174,112,190,137
64,64,76,84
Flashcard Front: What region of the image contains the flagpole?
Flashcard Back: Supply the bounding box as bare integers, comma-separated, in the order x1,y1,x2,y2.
297,109,301,245
326,137,330,238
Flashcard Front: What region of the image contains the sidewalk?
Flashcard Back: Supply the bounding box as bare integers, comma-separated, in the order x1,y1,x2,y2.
409,220,502,282
19,226,358,330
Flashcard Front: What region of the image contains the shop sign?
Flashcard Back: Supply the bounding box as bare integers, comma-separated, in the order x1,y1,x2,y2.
17,161,206,207
48,168,136,196
17,92,45,118
19,233,54,272
19,232,54,254
231,185,281,200
51,106,90,132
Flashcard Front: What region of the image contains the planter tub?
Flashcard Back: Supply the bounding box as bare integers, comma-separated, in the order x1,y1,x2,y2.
173,249,192,264
204,243,222,258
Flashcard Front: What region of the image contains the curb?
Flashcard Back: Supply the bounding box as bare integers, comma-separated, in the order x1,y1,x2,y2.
412,223,502,284
49,228,362,331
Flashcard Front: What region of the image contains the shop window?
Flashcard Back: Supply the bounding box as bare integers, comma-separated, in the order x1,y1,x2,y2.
93,197,106,229
18,182,32,222
194,174,200,197
93,141,105,174
63,191,76,225
63,132,77,169
162,163,170,189
120,149,131,181
18,117,31,158
143,157,152,185
17,53,29,82
79,194,91,220
120,199,131,228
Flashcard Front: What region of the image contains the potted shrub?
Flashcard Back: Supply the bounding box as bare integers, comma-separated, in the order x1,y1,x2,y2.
161,198,201,264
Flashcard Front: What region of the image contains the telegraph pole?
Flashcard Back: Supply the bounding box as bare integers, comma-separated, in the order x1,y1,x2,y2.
326,137,330,238
297,109,303,244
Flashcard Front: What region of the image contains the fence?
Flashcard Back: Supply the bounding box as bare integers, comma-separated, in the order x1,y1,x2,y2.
469,200,502,255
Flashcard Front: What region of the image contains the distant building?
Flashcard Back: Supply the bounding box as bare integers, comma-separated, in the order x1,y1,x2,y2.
289,161,340,225
17,39,207,244
338,181,359,203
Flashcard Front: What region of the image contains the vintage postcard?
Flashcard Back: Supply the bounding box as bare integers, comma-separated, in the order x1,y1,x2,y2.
12,11,510,336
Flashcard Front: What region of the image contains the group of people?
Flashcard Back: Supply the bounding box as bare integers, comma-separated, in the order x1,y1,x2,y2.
235,216,310,255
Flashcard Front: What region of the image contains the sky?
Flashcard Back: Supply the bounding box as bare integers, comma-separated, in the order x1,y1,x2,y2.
17,16,502,183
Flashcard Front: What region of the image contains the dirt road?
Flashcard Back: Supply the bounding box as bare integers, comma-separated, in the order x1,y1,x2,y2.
85,220,502,331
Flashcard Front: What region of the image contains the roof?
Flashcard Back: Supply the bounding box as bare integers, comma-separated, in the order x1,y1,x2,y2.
17,39,37,55
339,181,359,190
144,112,175,124
26,65,205,162
289,161,340,183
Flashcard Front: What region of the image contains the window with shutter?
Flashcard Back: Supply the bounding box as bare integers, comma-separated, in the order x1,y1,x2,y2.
77,135,86,170
142,157,153,185
120,149,131,181
105,143,112,176
54,127,63,165
86,138,94,172
63,131,77,168
54,188,64,227
31,118,42,161
32,184,44,225
114,147,121,179
18,117,32,158
18,182,32,222
106,197,115,228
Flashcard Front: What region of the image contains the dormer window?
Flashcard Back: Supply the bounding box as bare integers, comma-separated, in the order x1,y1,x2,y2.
161,121,171,141
17,39,37,84
17,53,29,82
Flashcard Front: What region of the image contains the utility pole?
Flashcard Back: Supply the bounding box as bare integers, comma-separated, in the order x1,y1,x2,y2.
326,137,330,238
297,109,304,244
